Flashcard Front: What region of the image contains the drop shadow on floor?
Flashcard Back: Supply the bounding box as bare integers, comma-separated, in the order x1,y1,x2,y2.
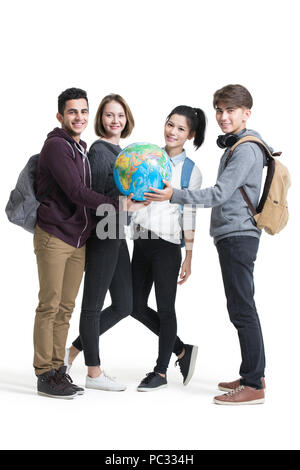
0,369,36,396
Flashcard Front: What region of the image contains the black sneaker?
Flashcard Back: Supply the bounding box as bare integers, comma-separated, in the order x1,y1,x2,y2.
137,371,167,392
175,344,198,385
37,369,78,399
56,366,85,395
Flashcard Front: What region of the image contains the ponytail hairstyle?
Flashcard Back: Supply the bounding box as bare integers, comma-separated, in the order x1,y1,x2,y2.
166,105,206,150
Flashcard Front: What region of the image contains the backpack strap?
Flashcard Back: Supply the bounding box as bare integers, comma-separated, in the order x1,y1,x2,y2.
181,157,195,189
38,139,77,202
229,135,275,157
180,157,195,248
225,135,281,216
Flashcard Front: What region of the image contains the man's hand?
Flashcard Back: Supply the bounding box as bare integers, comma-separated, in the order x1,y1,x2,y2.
144,179,173,202
122,194,151,212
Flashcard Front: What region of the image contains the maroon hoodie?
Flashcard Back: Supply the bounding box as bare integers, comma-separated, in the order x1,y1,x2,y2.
36,128,119,248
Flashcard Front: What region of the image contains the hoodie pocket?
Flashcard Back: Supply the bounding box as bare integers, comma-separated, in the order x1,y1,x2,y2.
221,207,233,222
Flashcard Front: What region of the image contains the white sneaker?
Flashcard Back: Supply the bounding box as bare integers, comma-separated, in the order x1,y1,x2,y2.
85,371,126,391
64,348,72,374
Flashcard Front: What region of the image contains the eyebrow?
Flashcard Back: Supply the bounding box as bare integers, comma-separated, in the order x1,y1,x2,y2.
216,106,236,111
168,120,186,129
104,111,125,114
67,108,89,112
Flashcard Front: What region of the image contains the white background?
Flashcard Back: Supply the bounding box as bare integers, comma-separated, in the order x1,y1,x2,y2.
1,0,299,451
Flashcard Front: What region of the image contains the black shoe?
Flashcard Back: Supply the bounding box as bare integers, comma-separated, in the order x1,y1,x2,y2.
56,366,85,395
37,369,78,399
175,344,198,385
137,371,167,392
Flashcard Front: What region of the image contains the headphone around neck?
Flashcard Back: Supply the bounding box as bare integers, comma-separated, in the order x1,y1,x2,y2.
216,129,247,149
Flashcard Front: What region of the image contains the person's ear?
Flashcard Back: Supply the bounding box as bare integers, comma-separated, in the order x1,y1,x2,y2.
243,108,251,123
56,112,63,124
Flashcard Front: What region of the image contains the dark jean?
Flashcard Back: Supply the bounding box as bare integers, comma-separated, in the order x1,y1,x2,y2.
72,235,185,367
132,235,182,374
73,237,132,366
216,236,265,389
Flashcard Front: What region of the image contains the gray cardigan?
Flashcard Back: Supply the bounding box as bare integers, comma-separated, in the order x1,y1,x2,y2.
171,129,273,243
88,140,124,238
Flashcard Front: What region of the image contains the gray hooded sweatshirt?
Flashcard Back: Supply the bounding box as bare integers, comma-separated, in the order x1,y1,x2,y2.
171,129,273,244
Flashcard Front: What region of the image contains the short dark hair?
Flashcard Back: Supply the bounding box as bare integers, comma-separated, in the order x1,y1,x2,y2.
213,84,253,109
94,94,135,139
166,105,206,150
58,87,88,115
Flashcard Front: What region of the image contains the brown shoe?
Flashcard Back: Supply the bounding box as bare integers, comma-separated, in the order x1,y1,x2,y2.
218,377,266,392
214,385,265,405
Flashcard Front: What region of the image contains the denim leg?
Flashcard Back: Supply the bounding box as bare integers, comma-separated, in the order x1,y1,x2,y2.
151,239,181,374
78,237,122,366
131,262,184,357
97,239,133,334
132,237,181,374
217,236,265,389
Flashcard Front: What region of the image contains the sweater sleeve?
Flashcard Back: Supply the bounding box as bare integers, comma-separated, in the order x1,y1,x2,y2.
43,139,119,210
171,144,256,208
88,144,107,194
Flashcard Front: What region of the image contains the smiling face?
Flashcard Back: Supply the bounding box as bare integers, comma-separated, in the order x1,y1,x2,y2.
101,100,127,142
164,114,194,156
215,102,251,135
56,98,89,142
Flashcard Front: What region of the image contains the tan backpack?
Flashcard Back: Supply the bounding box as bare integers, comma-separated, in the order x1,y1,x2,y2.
227,135,291,235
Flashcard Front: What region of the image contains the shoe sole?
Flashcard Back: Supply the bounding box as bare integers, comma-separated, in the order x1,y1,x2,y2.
183,346,198,386
214,398,265,405
85,385,126,392
137,384,168,392
37,391,78,399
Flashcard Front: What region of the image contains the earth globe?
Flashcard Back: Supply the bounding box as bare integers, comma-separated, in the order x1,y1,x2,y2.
113,142,172,201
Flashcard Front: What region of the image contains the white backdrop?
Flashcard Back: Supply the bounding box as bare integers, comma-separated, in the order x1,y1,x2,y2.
1,0,299,450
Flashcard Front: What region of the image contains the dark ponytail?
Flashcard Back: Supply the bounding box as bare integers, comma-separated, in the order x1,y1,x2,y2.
166,105,206,150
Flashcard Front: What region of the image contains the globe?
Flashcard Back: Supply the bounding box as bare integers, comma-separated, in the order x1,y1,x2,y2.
113,142,172,201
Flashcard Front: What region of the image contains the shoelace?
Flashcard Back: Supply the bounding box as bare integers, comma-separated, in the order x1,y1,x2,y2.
102,371,117,382
174,358,183,372
226,385,245,396
46,374,68,391
55,371,74,388
62,372,73,384
142,372,157,384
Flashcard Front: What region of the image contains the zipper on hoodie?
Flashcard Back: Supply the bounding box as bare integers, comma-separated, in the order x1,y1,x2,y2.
75,143,90,248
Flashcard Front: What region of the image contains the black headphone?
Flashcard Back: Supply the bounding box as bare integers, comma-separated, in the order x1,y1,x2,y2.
217,129,247,149
216,133,239,149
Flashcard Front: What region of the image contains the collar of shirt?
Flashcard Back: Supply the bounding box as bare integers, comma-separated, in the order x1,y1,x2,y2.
165,149,187,167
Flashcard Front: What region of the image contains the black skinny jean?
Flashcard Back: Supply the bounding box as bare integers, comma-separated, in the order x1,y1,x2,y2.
73,237,132,366
72,236,185,367
131,235,182,375
216,236,265,389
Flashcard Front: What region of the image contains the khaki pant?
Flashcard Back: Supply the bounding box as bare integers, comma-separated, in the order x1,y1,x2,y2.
33,225,85,375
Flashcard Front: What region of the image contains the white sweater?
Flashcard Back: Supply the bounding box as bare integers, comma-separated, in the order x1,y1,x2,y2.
131,150,202,244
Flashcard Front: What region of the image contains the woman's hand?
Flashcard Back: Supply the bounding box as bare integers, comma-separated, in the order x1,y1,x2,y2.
144,179,174,202
122,194,151,212
178,255,192,285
